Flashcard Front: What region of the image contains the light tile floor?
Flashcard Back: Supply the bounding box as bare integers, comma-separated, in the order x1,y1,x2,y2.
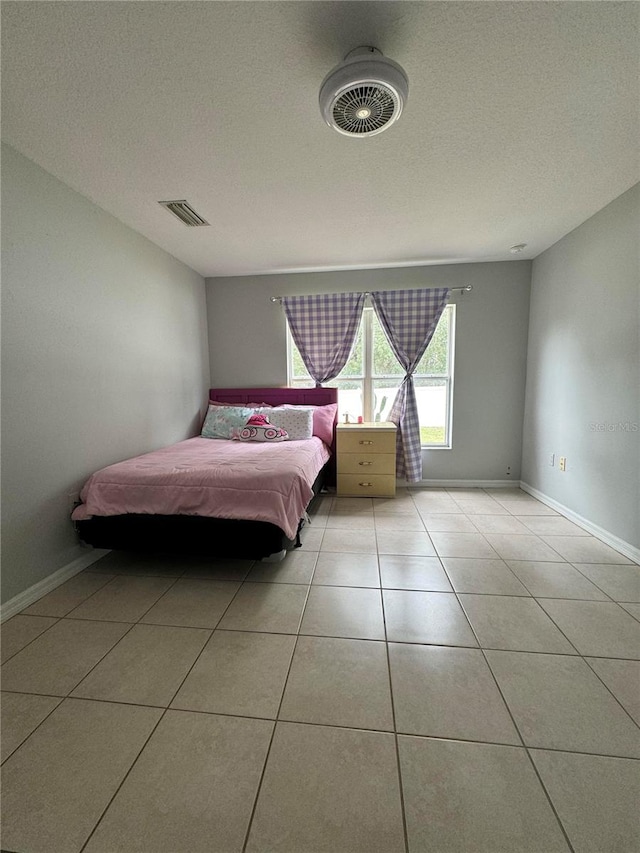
1,487,639,853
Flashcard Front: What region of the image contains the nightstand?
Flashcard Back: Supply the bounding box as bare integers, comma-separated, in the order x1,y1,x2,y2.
336,422,397,497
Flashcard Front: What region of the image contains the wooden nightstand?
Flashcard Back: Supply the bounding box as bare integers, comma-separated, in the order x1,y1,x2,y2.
336,422,397,497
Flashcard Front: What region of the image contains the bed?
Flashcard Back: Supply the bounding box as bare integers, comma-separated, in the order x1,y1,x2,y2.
73,387,338,560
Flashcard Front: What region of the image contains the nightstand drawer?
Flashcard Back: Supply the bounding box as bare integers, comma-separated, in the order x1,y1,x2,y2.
337,430,396,454
337,474,396,497
338,453,396,475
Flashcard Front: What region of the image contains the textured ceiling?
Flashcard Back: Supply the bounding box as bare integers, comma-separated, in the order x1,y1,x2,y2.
2,1,638,277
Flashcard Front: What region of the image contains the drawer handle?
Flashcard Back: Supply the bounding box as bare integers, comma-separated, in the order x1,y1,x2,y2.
359,440,374,445
359,482,373,487
358,461,372,466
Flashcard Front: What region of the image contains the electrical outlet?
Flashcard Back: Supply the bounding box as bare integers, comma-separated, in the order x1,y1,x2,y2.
549,453,555,467
559,456,566,472
506,465,511,477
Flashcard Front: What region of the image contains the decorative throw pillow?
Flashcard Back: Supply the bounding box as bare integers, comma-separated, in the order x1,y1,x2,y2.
246,413,270,426
201,405,254,439
257,407,314,441
231,425,288,442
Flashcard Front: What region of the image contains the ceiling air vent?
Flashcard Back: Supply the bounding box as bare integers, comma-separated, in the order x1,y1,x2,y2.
158,200,209,227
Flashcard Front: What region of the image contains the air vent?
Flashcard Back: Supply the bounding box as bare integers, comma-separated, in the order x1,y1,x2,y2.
158,200,209,227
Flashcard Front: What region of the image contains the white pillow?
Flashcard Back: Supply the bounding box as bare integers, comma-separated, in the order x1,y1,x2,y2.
259,407,314,440
230,425,288,442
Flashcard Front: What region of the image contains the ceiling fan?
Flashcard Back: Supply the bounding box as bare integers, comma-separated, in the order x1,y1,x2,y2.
319,46,409,137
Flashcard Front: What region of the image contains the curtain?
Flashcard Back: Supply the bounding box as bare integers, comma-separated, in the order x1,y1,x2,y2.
282,292,366,386
371,287,450,482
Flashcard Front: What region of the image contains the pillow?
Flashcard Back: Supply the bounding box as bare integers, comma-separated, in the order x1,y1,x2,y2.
257,407,314,441
280,403,338,446
201,405,253,439
246,413,270,426
231,425,288,442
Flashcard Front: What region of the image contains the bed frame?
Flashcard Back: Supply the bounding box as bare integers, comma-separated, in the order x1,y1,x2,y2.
76,387,338,560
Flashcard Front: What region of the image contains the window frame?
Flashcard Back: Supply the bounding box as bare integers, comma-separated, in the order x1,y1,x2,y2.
287,302,455,449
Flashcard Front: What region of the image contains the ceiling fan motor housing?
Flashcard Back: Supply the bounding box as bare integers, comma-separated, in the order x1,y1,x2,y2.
319,46,409,137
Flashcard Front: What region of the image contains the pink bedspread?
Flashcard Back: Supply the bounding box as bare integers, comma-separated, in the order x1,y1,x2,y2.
72,437,331,540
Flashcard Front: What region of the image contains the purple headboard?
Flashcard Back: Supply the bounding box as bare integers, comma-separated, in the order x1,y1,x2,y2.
208,387,339,451
209,387,338,409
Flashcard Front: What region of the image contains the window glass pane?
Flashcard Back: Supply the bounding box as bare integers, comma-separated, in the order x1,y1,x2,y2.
415,378,447,445
291,344,311,381
336,381,364,422
415,308,450,375
372,313,403,376
372,379,401,422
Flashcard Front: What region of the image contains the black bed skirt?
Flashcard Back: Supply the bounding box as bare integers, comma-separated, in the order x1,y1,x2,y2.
75,470,328,560
76,513,299,559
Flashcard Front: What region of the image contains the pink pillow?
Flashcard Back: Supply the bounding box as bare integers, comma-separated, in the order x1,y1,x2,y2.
281,403,337,446
313,403,338,446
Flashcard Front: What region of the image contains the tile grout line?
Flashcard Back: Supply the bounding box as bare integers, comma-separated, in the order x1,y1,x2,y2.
433,538,578,853
66,569,184,621
0,614,65,666
4,635,640,695
0,694,64,767
566,561,635,603
533,597,640,683
20,570,116,619
240,562,318,853
521,597,582,655
500,562,617,605
6,684,637,761
25,583,633,608
379,572,412,853
78,705,170,853
576,657,640,733
160,573,250,709
5,624,636,659
35,580,630,600
523,746,577,853
618,603,640,624
434,555,526,751
61,620,141,700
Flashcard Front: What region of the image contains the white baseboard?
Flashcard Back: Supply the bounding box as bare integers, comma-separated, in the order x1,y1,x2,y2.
520,482,640,565
1,548,110,623
407,479,518,489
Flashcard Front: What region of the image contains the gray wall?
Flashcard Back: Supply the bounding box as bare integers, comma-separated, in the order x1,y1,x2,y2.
206,262,531,482
522,183,639,549
1,145,210,603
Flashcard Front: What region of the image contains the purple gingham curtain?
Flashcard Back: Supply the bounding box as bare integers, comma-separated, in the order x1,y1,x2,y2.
282,292,366,386
371,288,450,482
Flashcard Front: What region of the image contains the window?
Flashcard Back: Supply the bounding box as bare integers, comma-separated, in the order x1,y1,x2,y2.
288,303,455,447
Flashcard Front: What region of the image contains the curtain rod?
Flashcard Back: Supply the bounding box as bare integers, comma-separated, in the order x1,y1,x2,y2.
270,285,472,303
